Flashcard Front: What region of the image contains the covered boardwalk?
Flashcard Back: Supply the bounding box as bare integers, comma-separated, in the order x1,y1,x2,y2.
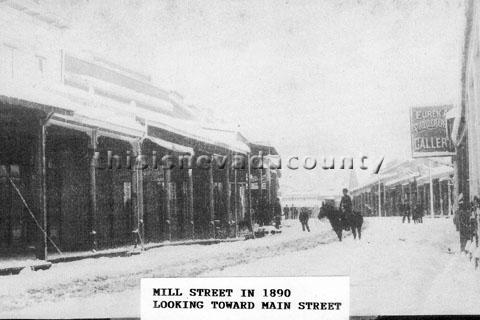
351,159,454,217
0,52,279,262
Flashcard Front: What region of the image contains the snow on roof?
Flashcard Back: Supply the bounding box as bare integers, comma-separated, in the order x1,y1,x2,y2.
51,107,145,141
0,82,76,114
76,106,145,134
145,136,194,155
5,0,70,29
384,172,420,186
353,172,396,191
64,73,174,115
143,111,251,154
201,127,251,154
416,166,454,183
0,69,261,155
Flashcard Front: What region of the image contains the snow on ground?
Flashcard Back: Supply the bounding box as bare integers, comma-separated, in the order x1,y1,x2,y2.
0,218,334,318
1,216,478,318
203,217,477,315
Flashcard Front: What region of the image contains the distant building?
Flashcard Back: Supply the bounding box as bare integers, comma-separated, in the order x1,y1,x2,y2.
281,192,340,209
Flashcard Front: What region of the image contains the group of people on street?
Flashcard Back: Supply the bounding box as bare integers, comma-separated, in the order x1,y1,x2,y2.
400,200,424,224
256,196,283,228
283,205,299,219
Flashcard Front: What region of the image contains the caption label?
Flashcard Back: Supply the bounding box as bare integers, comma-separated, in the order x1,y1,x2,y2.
141,276,349,320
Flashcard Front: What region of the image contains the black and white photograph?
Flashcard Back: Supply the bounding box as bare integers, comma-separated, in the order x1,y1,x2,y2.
0,0,478,318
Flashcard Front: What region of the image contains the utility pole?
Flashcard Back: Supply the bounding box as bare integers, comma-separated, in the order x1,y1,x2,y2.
448,179,453,216
439,180,443,216
40,120,48,260
429,160,434,218
89,129,98,252
234,168,238,238
247,153,255,235
378,178,381,217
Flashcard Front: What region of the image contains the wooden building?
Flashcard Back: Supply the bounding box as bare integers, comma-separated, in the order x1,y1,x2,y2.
450,0,480,205
248,142,281,226
352,159,454,217
0,1,283,261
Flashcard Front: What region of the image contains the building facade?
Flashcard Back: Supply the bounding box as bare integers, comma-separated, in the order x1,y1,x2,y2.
352,159,454,217
452,0,480,206
0,1,280,260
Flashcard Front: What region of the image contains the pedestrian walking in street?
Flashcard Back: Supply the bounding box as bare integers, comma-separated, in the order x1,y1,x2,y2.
258,195,269,226
274,197,282,229
469,201,478,246
299,207,310,232
456,194,471,253
283,204,290,220
402,199,411,223
292,206,298,220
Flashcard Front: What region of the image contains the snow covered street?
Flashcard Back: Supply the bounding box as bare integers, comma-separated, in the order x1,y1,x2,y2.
204,217,476,315
1,216,478,318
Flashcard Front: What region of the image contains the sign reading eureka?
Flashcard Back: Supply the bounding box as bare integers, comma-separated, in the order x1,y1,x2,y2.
410,105,455,158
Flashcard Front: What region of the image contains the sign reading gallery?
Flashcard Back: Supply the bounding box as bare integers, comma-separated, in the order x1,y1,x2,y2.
141,277,349,320
410,105,456,158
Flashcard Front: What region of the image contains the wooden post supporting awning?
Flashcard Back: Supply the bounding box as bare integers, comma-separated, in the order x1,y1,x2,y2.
89,129,98,251
146,122,250,239
225,157,232,236
209,165,215,239
47,112,146,250
188,168,195,239
38,115,50,260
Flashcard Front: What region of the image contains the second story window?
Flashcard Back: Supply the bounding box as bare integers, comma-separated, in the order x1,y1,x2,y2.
38,56,45,74
1,45,16,79
36,55,46,79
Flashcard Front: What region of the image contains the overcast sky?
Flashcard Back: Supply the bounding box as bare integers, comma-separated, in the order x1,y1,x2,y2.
50,0,465,193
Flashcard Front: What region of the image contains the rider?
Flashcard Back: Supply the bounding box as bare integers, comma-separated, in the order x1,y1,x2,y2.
339,188,353,229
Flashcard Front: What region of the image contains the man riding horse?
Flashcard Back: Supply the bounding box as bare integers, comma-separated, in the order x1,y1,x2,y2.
339,188,353,230
318,189,363,241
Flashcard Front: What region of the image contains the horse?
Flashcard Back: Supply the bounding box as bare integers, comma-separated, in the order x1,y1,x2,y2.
318,202,364,241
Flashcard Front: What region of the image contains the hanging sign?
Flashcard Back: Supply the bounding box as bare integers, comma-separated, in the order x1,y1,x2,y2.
410,105,456,158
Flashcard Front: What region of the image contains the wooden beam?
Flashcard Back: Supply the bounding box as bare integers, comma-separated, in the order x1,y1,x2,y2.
188,169,195,239
234,167,238,237
209,166,215,238
134,140,144,248
38,120,48,260
226,157,231,236
247,153,253,233
89,129,98,251
165,169,172,241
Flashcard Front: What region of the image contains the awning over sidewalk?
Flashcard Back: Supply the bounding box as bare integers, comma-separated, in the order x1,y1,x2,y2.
0,83,75,116
144,112,250,154
384,173,419,187
201,127,251,154
50,108,145,142
416,166,454,184
145,136,194,155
